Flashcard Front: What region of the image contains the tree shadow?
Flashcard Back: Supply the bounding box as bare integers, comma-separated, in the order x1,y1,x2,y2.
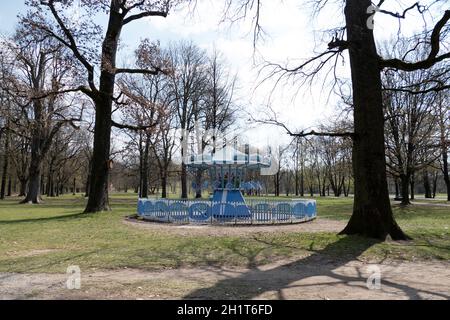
184,236,449,300
0,212,87,225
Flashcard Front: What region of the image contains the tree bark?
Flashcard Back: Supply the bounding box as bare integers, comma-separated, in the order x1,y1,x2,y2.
84,160,92,198
22,132,44,204
300,171,305,197
410,173,415,201
23,158,42,203
140,135,150,199
161,175,168,199
195,169,203,199
339,0,409,240
394,178,400,199
400,173,411,205
1,130,10,200
181,163,188,199
19,178,27,197
84,7,124,213
84,96,112,212
442,141,450,201
7,176,12,197
423,170,432,198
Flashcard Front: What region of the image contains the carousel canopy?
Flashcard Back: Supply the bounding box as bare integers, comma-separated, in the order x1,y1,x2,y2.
185,145,271,170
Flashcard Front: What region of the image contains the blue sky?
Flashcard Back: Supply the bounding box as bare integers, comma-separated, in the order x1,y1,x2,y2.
0,0,320,148
0,1,26,33
0,0,438,148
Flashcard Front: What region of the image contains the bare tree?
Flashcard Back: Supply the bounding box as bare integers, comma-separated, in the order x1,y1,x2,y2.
21,0,183,211
192,49,238,198
228,0,450,239
383,66,441,205
435,91,450,201
3,32,83,204
167,41,207,199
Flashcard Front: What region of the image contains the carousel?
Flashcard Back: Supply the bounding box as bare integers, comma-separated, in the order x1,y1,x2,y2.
137,144,317,225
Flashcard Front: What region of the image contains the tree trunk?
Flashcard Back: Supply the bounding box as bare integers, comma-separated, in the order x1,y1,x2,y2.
84,7,124,213
141,136,150,199
19,179,27,197
161,175,168,199
400,174,410,205
84,161,91,198
432,173,438,199
7,176,12,197
394,178,400,199
300,170,304,197
23,160,42,204
339,0,409,240
423,170,432,198
410,173,415,201
22,133,44,204
46,172,51,196
442,143,450,201
1,131,10,200
181,163,188,199
84,99,113,211
195,169,203,199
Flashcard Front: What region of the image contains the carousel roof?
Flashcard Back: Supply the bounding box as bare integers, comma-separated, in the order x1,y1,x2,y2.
185,145,271,169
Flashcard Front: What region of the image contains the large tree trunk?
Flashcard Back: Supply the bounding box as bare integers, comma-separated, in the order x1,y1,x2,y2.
195,169,203,199
141,136,150,199
7,176,12,197
84,7,123,213
19,178,27,197
84,160,92,198
23,159,42,204
339,0,409,240
442,143,450,201
400,174,411,205
0,130,10,200
22,134,44,204
410,173,415,201
423,170,432,198
181,163,188,199
161,175,168,199
84,99,112,212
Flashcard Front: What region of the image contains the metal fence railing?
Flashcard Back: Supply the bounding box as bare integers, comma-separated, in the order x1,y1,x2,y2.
137,198,317,225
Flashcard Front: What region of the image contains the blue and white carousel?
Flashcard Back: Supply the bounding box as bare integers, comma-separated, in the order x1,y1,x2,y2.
137,144,317,225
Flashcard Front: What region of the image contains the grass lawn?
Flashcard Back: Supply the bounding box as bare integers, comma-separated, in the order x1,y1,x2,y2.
0,194,448,274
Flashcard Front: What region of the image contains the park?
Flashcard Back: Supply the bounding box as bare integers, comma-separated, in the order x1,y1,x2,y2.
0,0,449,301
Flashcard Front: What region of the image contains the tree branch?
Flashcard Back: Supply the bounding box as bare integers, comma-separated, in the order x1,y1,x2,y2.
380,10,450,71
111,120,158,132
30,86,94,100
383,84,450,95
115,67,165,76
40,0,98,92
377,2,425,19
123,11,168,25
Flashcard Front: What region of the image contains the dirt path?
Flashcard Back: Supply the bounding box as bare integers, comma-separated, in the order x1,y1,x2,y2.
1,259,448,300
123,217,347,236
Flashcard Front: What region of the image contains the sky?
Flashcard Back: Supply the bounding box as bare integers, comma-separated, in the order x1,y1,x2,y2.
0,0,443,150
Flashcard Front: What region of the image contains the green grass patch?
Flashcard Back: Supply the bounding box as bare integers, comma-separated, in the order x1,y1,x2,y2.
0,194,448,273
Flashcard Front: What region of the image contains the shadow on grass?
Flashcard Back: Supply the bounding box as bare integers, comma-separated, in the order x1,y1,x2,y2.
0,212,87,224
184,236,450,300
